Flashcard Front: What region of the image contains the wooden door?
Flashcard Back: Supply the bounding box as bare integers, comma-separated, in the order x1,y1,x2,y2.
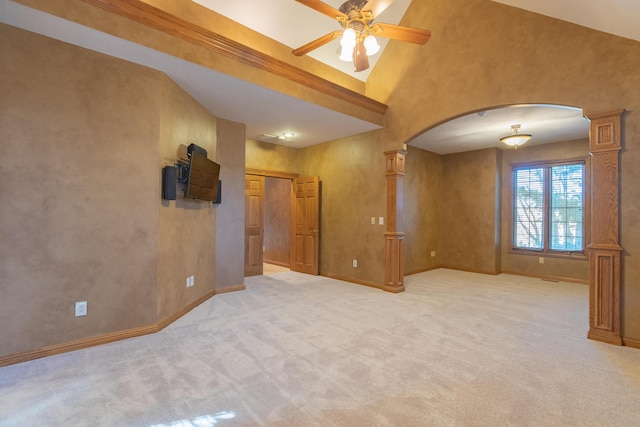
292,176,320,275
244,174,264,277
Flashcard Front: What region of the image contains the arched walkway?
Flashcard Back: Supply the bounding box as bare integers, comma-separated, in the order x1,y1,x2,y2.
383,104,624,346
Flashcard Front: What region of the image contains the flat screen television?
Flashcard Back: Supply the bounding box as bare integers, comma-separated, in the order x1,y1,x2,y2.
185,151,221,202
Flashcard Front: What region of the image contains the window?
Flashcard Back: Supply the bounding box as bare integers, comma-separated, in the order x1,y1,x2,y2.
512,161,586,254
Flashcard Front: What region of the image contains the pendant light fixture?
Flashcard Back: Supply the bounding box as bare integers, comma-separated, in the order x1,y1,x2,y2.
500,124,532,149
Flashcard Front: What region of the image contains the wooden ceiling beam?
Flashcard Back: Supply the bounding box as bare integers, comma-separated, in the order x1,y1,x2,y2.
82,0,388,117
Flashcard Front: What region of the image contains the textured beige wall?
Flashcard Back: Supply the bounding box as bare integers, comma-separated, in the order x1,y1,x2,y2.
264,177,292,266
215,119,246,291
404,146,443,274
298,131,387,285
6,0,640,347
0,24,159,355
14,0,380,125
440,149,501,274
246,134,389,284
245,139,300,174
367,0,640,339
157,75,217,321
0,24,235,359
500,139,590,282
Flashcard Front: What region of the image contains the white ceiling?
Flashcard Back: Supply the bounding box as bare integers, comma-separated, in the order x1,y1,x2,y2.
0,0,381,148
408,105,590,155
492,0,640,43
2,0,639,153
193,0,414,82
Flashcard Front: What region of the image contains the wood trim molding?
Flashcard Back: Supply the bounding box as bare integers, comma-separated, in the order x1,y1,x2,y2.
0,324,159,367
541,275,588,285
585,110,624,346
405,265,444,276
82,0,388,116
0,286,242,367
443,265,500,276
215,285,246,294
322,273,384,290
500,270,588,284
623,338,640,349
157,289,216,330
245,168,299,180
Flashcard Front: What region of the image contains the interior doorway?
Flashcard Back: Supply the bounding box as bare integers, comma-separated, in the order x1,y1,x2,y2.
263,176,292,270
244,174,292,277
244,169,320,277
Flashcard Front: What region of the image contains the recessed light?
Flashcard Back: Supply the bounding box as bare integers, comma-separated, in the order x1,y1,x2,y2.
282,132,294,138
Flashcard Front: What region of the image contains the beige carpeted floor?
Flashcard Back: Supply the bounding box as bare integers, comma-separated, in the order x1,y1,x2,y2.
1,269,640,426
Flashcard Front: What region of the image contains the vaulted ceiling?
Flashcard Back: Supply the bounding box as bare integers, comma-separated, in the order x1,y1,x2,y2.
2,0,639,153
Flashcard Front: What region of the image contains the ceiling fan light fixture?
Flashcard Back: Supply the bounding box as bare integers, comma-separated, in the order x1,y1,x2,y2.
500,124,531,149
339,45,355,61
341,28,357,47
277,132,295,140
292,0,432,73
363,35,380,56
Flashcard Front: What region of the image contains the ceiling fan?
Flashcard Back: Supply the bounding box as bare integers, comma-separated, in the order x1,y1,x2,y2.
293,0,431,72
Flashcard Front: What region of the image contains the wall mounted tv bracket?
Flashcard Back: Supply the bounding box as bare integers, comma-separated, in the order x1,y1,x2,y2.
175,161,189,184
175,143,208,183
187,143,207,158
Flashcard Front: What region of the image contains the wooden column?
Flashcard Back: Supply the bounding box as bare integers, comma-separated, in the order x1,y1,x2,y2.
586,110,624,345
384,150,407,293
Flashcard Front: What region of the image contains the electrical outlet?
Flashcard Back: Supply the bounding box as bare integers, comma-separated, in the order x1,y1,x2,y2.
352,259,358,268
431,251,436,257
539,257,545,264
75,301,87,317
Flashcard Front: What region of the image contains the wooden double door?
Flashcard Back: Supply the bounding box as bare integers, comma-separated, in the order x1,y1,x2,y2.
244,174,319,277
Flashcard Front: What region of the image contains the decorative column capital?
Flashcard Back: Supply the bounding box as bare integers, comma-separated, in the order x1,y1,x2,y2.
384,150,407,176
585,109,624,153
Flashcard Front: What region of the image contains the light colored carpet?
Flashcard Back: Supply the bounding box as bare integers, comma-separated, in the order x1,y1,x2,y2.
1,269,640,426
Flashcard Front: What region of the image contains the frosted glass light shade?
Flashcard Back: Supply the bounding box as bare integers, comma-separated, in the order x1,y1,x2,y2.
341,28,356,48
339,45,354,61
500,134,531,147
364,35,380,56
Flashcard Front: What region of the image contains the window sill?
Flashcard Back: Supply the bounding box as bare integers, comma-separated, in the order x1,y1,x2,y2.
508,248,588,261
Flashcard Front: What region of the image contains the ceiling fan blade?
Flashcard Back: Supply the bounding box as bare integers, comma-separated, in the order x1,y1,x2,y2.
371,23,431,44
295,0,347,20
353,40,370,72
292,30,342,56
361,0,394,18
